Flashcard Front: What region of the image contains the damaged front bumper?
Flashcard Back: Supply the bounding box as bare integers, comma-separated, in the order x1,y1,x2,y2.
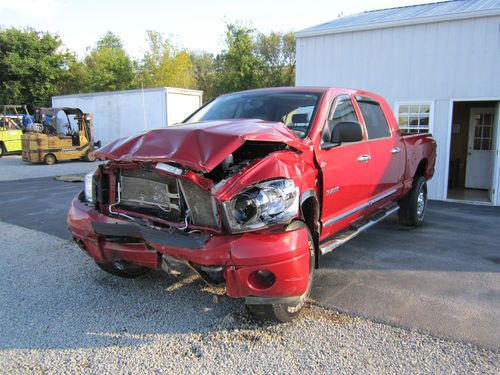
68,195,311,302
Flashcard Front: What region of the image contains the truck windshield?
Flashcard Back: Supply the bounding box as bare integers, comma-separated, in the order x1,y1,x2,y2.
184,92,321,138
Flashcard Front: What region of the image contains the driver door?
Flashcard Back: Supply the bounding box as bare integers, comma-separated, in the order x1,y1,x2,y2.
315,95,372,241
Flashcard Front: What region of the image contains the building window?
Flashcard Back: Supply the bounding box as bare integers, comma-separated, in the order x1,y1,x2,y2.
395,102,433,134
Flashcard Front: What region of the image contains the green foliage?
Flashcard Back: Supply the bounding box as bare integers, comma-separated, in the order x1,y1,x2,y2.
0,25,297,107
0,27,66,107
257,31,295,87
209,23,296,99
212,23,264,95
138,31,195,89
83,31,135,92
190,51,217,100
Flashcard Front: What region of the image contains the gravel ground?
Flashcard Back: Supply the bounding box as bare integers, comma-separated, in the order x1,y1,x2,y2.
0,155,102,181
0,222,498,374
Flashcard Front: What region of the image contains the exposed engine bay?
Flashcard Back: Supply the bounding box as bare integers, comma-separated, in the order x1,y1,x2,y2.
91,140,295,233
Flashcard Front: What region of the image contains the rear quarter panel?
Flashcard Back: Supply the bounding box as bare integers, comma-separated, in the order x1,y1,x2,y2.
401,133,437,193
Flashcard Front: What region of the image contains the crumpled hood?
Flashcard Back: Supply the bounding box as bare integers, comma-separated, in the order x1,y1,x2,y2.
95,119,308,173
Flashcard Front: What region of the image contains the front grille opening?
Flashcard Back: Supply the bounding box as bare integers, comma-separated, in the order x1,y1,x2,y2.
113,168,220,228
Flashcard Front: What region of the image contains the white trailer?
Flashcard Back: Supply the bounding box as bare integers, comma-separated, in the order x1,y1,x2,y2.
52,87,203,147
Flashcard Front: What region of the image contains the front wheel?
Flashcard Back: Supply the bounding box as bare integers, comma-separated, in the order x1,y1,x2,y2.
246,225,314,322
398,176,427,226
0,143,5,158
44,153,56,165
96,260,150,278
83,149,96,162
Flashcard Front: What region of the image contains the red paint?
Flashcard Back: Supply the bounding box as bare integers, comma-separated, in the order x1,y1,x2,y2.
68,87,436,303
95,119,309,173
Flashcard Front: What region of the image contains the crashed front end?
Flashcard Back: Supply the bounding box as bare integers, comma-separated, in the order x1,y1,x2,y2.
68,122,314,303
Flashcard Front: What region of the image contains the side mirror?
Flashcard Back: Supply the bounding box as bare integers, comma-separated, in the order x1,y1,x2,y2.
331,121,363,144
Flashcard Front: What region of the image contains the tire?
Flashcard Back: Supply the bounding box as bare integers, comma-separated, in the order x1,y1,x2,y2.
44,153,56,165
96,260,150,278
0,143,4,158
83,149,96,162
246,225,314,322
398,176,427,226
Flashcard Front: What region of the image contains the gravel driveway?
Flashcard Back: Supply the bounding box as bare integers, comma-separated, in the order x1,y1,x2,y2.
0,222,498,374
0,155,102,181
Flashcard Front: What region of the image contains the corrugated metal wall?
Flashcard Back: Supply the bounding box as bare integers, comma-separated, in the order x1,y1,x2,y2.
296,15,500,201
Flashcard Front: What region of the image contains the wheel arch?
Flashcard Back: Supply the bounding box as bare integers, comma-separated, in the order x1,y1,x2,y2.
300,190,321,269
414,158,428,180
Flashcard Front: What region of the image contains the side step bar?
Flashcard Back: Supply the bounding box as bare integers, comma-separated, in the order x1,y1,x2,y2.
319,204,399,255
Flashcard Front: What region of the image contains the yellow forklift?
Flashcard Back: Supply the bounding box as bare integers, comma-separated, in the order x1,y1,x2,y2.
22,107,100,165
0,105,32,157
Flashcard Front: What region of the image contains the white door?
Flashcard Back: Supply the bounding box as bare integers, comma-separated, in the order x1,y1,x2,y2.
465,108,496,190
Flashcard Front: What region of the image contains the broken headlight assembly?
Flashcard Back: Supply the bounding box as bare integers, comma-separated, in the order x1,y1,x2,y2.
84,172,96,204
223,178,299,233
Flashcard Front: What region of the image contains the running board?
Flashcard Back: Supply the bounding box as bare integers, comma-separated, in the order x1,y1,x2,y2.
319,204,399,255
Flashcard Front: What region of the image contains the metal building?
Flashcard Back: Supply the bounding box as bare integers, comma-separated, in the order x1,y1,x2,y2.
52,87,203,147
296,0,500,205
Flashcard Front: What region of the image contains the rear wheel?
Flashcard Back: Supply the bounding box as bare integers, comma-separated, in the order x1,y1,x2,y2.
96,261,150,278
83,149,96,162
44,153,56,165
398,176,427,226
246,225,314,322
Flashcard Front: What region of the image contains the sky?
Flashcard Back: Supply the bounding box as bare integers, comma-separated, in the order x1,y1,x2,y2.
0,0,442,58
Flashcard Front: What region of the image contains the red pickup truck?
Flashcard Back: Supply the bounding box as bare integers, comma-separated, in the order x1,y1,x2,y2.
68,87,436,322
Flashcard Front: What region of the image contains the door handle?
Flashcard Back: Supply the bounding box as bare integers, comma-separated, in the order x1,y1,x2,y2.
357,154,371,163
391,147,401,154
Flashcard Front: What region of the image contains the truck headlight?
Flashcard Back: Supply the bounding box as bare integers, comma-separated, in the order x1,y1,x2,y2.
223,178,299,233
84,172,96,204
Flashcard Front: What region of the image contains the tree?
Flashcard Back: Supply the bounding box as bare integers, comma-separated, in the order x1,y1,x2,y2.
58,51,89,95
138,30,195,89
257,31,295,87
190,51,216,100
0,27,66,107
83,31,135,92
213,23,264,95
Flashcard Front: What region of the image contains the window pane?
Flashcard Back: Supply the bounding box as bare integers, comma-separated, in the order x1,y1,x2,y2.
474,125,482,137
483,126,492,139
357,100,390,140
409,105,419,114
482,139,491,150
322,95,359,144
474,138,481,150
397,102,431,134
483,114,492,125
420,115,429,126
420,105,430,114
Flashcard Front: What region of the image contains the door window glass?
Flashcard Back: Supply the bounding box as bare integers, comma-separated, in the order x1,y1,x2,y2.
473,113,494,150
357,100,391,139
321,96,358,144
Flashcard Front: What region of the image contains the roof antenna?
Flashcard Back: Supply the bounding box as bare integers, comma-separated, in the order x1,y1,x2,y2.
141,81,148,131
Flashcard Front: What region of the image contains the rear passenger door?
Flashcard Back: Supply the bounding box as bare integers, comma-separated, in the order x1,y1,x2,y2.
355,96,404,208
316,95,372,240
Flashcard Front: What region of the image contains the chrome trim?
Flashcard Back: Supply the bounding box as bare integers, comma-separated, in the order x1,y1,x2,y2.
320,205,399,255
357,154,371,162
391,147,401,154
323,188,398,227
